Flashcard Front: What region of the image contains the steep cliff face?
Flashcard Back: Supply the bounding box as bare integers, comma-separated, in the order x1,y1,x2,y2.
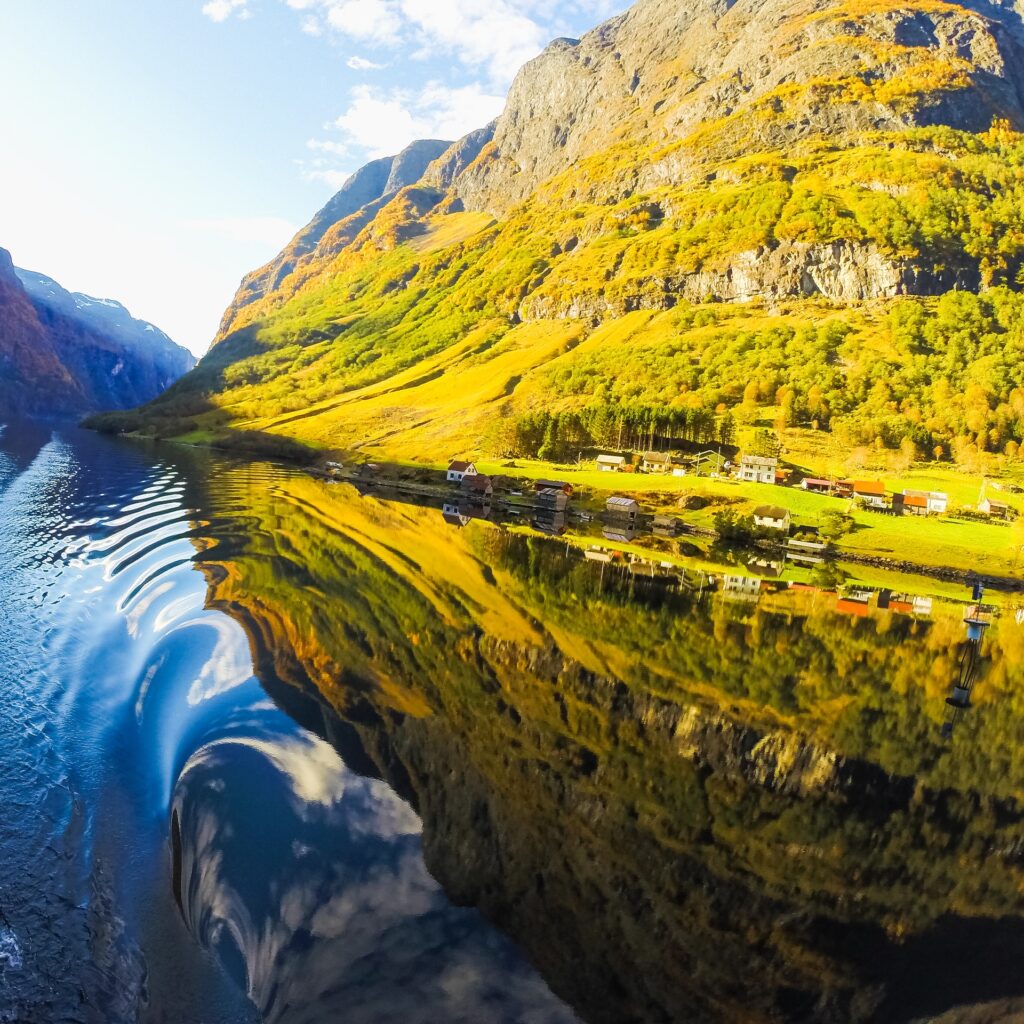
134,0,1024,460
454,0,1024,213
218,138,454,337
0,249,81,415
0,247,194,418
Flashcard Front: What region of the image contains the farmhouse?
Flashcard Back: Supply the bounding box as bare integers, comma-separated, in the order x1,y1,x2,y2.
737,455,778,484
641,451,672,473
842,480,888,509
892,492,928,516
597,454,627,472
447,460,478,483
753,505,791,532
902,489,948,514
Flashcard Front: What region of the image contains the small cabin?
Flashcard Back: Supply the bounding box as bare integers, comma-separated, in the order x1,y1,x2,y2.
597,454,627,472
801,477,833,495
535,487,569,512
980,498,1010,519
447,460,478,483
753,505,791,532
606,495,639,519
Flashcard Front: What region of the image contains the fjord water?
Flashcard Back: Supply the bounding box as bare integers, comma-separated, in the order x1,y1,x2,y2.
3,421,1024,1024
0,421,574,1024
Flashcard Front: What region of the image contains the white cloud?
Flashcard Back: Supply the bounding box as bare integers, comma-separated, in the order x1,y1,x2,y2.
346,55,386,70
202,0,250,22
326,81,503,159
326,0,404,46
276,0,556,85
305,167,353,189
185,216,299,247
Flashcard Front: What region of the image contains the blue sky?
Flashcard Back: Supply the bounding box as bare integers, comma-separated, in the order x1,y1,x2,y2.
0,1,625,355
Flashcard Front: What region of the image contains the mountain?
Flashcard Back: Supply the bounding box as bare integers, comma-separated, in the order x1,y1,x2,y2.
0,247,194,418
129,0,1024,466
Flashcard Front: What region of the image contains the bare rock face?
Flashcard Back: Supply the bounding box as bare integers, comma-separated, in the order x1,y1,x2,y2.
209,0,1024,350
420,124,496,191
518,240,980,324
453,0,1024,215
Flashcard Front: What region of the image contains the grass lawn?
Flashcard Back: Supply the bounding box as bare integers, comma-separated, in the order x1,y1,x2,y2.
466,458,1023,575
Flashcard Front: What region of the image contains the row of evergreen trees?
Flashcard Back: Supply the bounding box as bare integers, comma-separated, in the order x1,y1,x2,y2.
503,403,737,460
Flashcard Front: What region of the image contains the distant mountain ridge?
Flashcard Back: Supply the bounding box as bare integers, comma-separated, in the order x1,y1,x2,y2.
0,247,194,418
132,0,1024,467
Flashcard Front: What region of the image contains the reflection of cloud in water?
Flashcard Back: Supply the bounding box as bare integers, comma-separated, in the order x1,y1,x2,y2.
174,729,575,1024
183,617,254,706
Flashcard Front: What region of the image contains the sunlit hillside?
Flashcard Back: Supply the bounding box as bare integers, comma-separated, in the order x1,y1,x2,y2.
107,0,1024,471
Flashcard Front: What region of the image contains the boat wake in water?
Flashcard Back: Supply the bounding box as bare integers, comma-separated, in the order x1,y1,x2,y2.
0,421,572,1024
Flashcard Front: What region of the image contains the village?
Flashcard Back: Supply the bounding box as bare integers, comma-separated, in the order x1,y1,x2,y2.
320,441,1024,584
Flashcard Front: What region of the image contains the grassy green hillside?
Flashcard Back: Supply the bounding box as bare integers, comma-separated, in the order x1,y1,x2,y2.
109,123,1024,467
97,0,1024,498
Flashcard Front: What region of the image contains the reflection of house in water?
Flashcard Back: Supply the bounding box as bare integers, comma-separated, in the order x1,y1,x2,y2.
877,589,932,617
533,510,567,536
942,585,994,739
836,592,872,616
442,501,491,528
602,525,636,543
747,554,784,579
652,514,681,537
723,574,762,601
584,548,621,564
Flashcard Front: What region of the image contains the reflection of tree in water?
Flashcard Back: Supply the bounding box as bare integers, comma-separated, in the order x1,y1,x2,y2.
186,469,1024,1024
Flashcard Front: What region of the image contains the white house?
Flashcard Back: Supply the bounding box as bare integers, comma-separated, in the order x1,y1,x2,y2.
738,455,778,484
597,454,627,472
903,489,948,514
752,505,791,532
641,451,672,473
447,460,478,483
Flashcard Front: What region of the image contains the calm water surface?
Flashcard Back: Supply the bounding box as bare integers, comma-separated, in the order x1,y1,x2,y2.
2,419,1024,1024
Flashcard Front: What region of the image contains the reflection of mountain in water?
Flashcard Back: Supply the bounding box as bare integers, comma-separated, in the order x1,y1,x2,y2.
185,467,1024,1024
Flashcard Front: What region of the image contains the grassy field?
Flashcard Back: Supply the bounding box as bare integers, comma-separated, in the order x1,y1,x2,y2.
453,456,1024,576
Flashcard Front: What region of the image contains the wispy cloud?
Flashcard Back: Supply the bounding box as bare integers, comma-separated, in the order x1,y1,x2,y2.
323,81,504,159
202,0,251,22
280,0,556,84
346,55,386,70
